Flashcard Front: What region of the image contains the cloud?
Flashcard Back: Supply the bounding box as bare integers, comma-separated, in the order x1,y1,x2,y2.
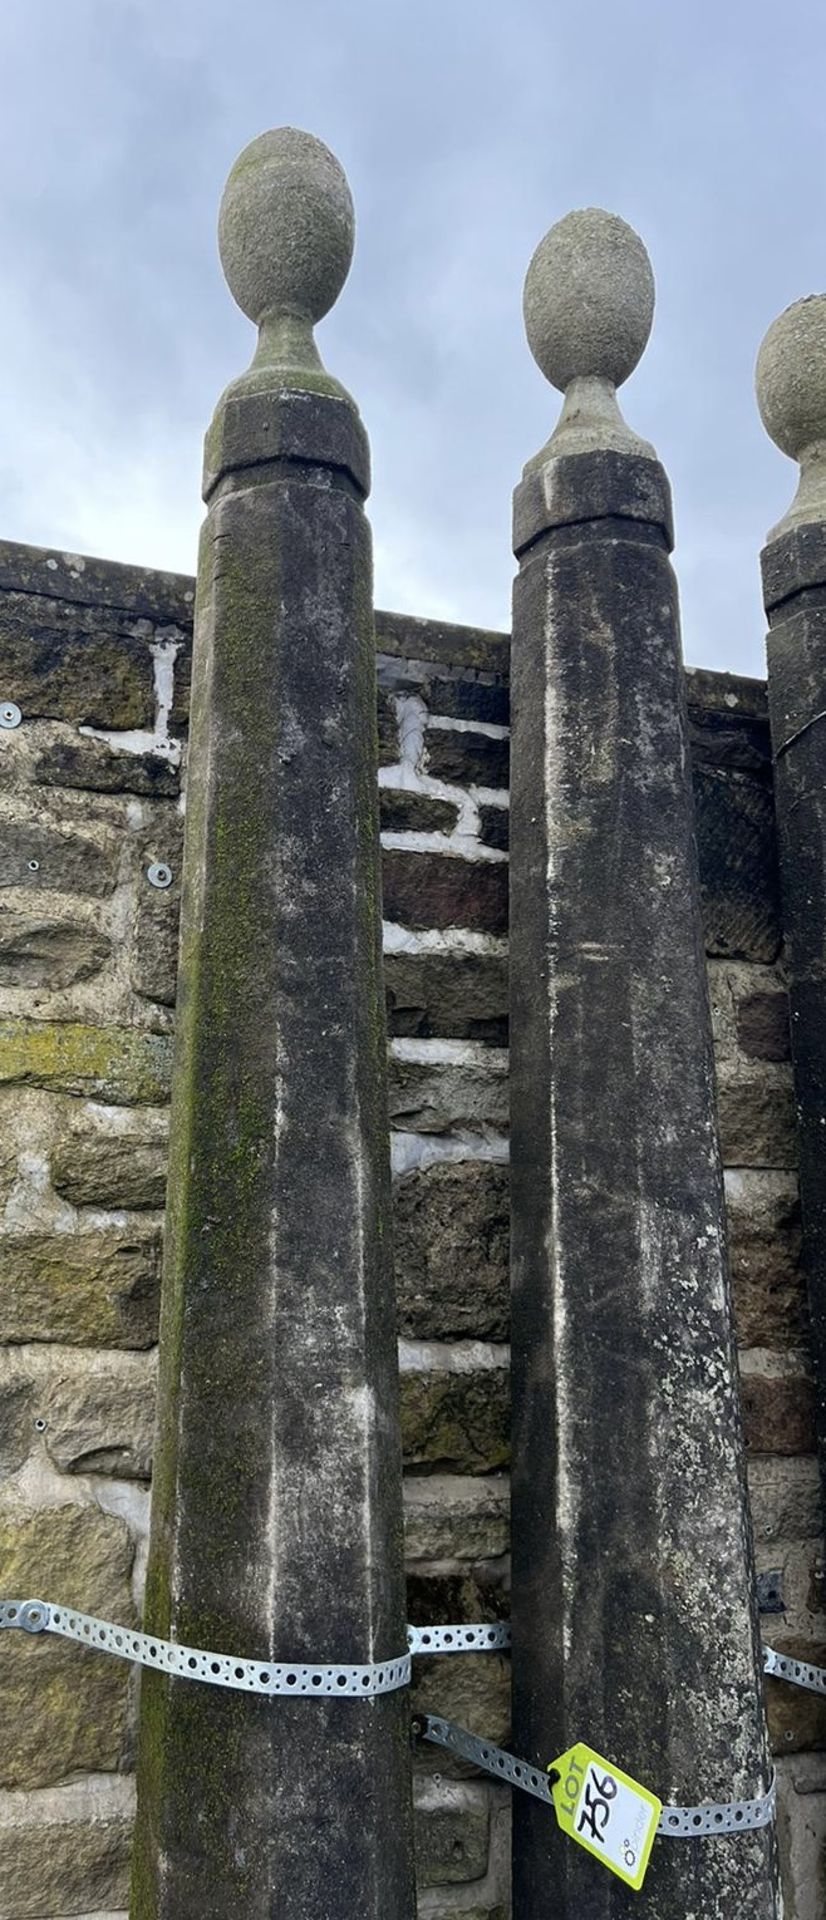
0,0,819,671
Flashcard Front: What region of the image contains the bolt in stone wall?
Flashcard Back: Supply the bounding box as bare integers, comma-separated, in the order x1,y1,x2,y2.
0,545,823,1918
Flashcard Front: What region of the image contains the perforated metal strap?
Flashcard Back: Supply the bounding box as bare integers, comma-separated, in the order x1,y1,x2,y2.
0,1600,411,1698
407,1622,510,1654
416,1714,776,1837
763,1644,826,1697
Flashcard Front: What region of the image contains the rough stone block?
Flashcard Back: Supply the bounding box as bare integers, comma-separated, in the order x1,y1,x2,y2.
0,1792,134,1920
693,765,781,962
36,1354,157,1478
403,1474,510,1564
412,1652,511,1764
0,813,118,899
424,729,509,792
382,852,508,934
129,840,182,1008
426,676,509,728
748,1457,823,1545
0,908,111,990
765,1640,826,1753
414,1791,490,1886
741,1368,816,1456
0,1228,161,1348
401,1365,510,1474
477,805,509,852
34,731,181,797
394,1163,509,1339
384,951,508,1045
51,1133,168,1211
775,1753,826,1920
377,688,400,766
0,1373,34,1473
0,594,154,729
0,1018,172,1104
0,1503,135,1788
717,1067,798,1168
388,1055,508,1134
727,1171,805,1347
380,789,460,834
736,989,791,1062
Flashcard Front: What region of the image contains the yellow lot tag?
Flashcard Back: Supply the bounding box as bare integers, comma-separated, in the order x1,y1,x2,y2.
549,1743,662,1891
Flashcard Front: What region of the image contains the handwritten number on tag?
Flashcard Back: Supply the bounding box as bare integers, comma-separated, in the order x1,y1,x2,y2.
576,1769,618,1844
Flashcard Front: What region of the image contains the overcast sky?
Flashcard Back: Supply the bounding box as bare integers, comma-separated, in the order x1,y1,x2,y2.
0,1,823,676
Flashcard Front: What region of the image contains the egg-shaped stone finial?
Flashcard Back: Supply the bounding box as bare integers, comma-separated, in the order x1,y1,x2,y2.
522,209,656,465
756,296,826,540
217,127,355,393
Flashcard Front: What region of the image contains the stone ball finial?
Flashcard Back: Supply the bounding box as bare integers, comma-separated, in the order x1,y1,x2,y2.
218,126,355,332
756,296,826,538
522,210,656,466
524,208,655,395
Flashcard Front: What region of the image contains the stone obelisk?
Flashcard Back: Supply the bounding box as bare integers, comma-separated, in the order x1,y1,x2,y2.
508,209,778,1917
757,297,826,1531
131,128,416,1920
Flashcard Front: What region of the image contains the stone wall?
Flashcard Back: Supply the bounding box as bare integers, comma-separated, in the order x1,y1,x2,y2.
0,540,823,1918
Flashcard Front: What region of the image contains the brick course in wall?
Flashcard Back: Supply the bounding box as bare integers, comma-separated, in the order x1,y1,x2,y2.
0,542,823,1918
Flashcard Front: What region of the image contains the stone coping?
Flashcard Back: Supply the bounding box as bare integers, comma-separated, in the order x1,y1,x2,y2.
0,536,765,711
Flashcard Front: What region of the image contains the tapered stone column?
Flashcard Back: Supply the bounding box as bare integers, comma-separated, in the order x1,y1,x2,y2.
131,129,416,1920
757,299,826,1524
509,212,777,1917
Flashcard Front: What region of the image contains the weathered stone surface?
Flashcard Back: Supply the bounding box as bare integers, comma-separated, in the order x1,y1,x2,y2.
424,728,509,792
34,732,181,797
385,950,508,1044
51,1133,168,1210
0,1798,134,1920
412,1652,511,1758
133,132,416,1920
427,675,509,728
0,814,118,898
688,708,772,781
510,402,776,1914
775,1752,826,1920
0,1018,172,1104
382,852,508,934
0,1228,161,1348
401,1365,510,1473
742,1369,817,1455
693,765,781,962
765,1641,826,1752
404,1473,510,1563
0,1373,34,1472
717,1068,798,1168
375,610,509,676
737,989,791,1062
380,789,459,834
0,1503,135,1788
0,593,155,729
414,1794,490,1886
0,908,111,989
477,804,509,852
388,1055,508,1133
748,1457,823,1545
129,832,182,1007
377,687,400,765
40,1355,156,1478
394,1163,509,1338
727,1173,806,1347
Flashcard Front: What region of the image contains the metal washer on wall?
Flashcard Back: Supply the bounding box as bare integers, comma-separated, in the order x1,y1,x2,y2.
0,701,21,729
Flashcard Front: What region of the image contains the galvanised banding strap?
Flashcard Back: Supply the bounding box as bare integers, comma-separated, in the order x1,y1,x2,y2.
0,1599,411,1699
0,1599,803,1833
417,1714,777,1838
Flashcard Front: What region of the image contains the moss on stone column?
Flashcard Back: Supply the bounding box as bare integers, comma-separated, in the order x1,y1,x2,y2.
131,128,416,1920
